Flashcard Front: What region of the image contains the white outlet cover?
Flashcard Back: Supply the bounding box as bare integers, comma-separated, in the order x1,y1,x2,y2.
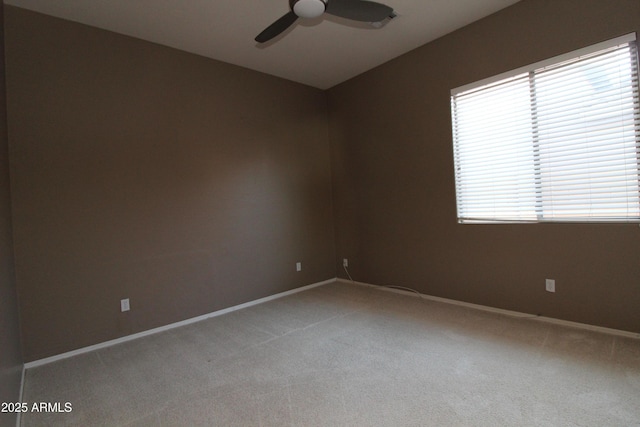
121,298,130,312
296,262,302,272
545,279,555,293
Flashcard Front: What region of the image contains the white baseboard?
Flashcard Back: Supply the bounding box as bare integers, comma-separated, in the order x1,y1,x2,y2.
25,278,337,369
24,275,638,370
337,278,640,340
16,364,25,427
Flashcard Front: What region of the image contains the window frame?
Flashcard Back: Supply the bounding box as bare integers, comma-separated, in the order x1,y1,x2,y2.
450,33,640,224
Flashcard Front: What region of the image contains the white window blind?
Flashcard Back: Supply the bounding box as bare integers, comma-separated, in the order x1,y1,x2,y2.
451,34,640,223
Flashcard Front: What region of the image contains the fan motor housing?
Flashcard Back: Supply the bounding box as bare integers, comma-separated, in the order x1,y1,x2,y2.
292,0,327,18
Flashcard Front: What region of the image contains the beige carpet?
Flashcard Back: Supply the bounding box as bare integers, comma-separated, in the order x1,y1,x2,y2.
21,281,640,426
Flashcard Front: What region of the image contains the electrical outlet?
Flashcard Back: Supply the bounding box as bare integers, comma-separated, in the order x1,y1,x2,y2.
120,298,130,312
343,258,348,267
545,279,555,293
296,262,302,272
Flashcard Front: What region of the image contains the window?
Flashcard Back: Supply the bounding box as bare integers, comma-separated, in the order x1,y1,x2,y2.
450,34,640,223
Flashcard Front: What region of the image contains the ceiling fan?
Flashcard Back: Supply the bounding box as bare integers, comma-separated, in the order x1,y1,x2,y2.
255,0,394,43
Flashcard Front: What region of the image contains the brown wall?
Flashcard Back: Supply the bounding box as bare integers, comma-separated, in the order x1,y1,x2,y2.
0,3,24,426
5,7,336,361
329,0,640,333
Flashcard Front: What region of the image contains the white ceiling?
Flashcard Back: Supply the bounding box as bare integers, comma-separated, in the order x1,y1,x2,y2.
4,0,521,89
